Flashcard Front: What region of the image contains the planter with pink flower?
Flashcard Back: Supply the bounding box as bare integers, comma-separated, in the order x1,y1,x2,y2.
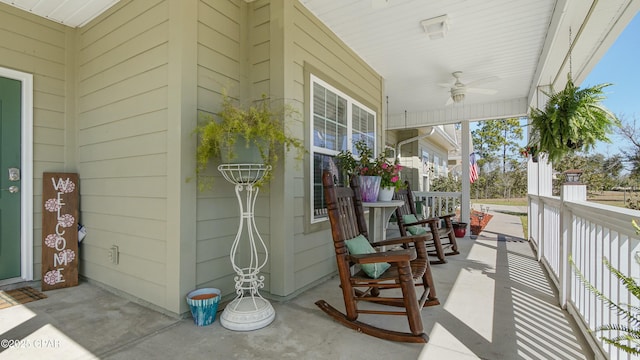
336,140,404,202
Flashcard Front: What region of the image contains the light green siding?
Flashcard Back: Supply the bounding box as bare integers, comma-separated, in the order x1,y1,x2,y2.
76,0,170,309
194,0,245,297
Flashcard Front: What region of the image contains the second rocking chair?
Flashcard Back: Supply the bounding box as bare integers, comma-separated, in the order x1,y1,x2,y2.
394,181,459,264
315,171,439,343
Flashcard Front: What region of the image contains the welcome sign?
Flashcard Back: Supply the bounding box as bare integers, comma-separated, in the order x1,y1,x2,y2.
41,172,79,291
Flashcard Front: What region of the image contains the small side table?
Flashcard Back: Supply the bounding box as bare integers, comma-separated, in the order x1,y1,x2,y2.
217,164,275,331
362,200,404,243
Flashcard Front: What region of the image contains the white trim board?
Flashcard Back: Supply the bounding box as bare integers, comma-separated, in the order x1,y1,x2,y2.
0,66,34,282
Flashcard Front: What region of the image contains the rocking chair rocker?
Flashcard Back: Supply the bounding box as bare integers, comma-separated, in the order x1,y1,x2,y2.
393,181,459,264
315,171,439,343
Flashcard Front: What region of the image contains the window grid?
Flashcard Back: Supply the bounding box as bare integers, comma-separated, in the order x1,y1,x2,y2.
310,75,376,223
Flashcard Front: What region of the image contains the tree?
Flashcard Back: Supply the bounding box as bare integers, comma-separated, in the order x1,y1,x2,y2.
472,118,523,173
553,153,624,194
618,115,640,180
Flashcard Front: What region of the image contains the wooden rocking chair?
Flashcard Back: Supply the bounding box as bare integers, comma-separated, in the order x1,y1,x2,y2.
393,181,459,264
315,171,439,343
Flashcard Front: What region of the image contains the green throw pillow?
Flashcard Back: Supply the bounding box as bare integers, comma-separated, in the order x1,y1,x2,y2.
344,234,390,279
402,214,427,235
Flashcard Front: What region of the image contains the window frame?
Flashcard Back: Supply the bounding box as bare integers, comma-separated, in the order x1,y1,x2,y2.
309,74,377,224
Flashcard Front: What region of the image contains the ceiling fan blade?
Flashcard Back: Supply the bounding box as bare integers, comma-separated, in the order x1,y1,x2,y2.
445,96,454,106
466,76,499,88
437,82,452,88
466,87,497,95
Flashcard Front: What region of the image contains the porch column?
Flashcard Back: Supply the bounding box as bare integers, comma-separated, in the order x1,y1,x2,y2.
461,121,471,231
559,176,586,308
528,154,552,259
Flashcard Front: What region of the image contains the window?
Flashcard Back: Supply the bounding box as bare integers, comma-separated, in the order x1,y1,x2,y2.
310,75,376,223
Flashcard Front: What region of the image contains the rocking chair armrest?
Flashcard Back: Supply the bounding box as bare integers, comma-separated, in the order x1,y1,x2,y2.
439,213,456,221
348,249,416,264
403,217,439,227
370,234,428,248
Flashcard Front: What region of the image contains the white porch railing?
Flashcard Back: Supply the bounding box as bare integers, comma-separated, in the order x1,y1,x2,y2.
529,192,640,360
412,191,461,218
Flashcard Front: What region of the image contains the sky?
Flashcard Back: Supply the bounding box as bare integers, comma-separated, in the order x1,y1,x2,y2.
576,11,640,157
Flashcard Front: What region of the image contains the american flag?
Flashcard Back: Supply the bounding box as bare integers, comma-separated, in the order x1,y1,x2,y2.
470,152,479,183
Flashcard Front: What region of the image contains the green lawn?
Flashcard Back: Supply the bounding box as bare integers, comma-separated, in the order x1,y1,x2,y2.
472,198,528,207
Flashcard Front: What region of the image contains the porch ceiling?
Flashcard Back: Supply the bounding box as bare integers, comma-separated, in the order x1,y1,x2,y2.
299,0,639,127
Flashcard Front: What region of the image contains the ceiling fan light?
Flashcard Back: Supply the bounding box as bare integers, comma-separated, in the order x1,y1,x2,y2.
421,14,449,40
452,93,465,103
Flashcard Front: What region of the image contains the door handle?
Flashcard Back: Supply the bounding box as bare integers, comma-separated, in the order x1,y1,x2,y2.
1,186,19,193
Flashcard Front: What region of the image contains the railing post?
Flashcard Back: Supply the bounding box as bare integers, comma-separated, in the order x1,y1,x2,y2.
559,177,586,308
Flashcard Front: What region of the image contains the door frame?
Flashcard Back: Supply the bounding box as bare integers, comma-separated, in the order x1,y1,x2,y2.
0,67,33,284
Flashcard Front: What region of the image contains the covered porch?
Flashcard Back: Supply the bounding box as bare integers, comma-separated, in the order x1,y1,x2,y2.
1,207,592,359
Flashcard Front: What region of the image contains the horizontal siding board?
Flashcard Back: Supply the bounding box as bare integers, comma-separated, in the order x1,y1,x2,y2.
81,195,167,221
197,22,239,60
294,243,334,272
81,260,166,308
196,219,237,241
33,162,66,178
0,3,66,44
295,260,335,289
80,0,165,47
33,144,64,162
79,87,168,128
78,110,168,145
78,132,167,163
33,127,64,146
83,228,166,264
81,1,168,65
81,177,167,198
197,84,233,113
0,27,65,64
34,91,65,113
196,238,233,264
33,109,64,129
81,212,166,242
0,47,65,80
195,257,235,284
79,21,169,81
79,44,168,96
196,272,236,296
198,0,240,43
198,44,240,82
79,154,167,178
34,75,65,96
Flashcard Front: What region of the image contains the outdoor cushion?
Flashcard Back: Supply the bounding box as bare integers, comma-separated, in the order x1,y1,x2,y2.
344,234,390,279
402,214,427,235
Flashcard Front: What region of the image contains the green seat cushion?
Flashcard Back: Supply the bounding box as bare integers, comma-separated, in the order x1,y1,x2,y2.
402,214,427,235
344,234,390,279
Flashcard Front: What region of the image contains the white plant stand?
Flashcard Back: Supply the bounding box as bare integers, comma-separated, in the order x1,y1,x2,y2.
217,164,275,331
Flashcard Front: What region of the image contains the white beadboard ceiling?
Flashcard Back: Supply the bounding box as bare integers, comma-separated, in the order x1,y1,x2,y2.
299,0,639,125
0,0,119,28
2,0,636,126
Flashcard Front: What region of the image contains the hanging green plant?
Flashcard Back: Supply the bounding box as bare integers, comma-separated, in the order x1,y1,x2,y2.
528,74,620,163
195,92,305,190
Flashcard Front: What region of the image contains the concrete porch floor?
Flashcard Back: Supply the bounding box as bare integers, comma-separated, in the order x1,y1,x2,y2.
1,206,594,360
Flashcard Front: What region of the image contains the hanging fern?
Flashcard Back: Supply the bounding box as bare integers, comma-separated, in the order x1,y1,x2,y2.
528,74,619,163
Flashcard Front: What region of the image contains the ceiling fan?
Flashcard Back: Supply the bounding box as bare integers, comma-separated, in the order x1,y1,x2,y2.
439,71,499,105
